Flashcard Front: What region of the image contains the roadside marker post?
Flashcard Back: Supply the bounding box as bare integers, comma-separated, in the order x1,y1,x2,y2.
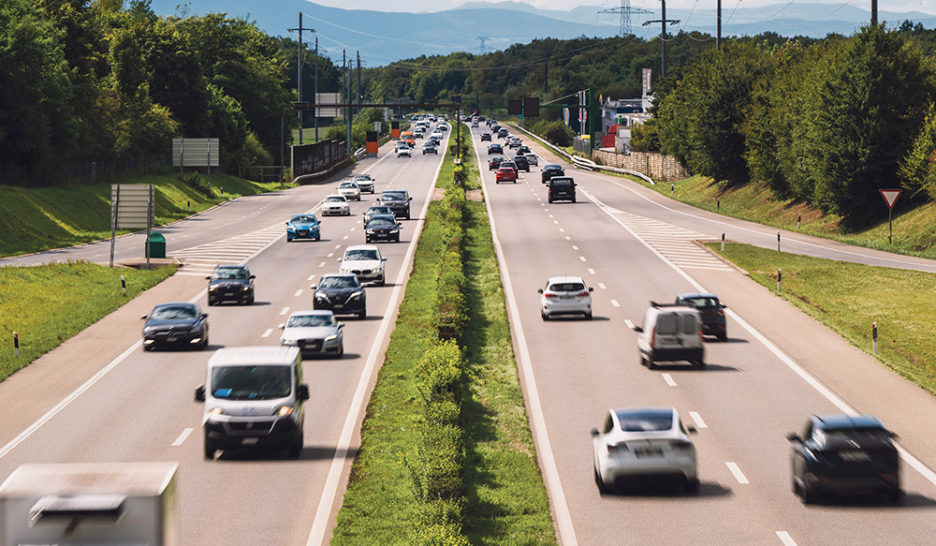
797,215,801,230
878,189,902,244
777,232,781,252
872,322,878,355
777,268,782,294
721,232,725,252
121,275,126,295
13,332,19,358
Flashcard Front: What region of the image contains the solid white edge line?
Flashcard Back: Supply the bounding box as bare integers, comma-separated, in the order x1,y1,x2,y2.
776,531,797,546
305,134,449,546
473,135,578,546
726,462,750,484
582,183,936,489
688,411,707,429
661,373,677,387
171,427,193,447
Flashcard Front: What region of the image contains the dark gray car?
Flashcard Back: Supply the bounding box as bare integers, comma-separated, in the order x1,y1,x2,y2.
379,190,412,220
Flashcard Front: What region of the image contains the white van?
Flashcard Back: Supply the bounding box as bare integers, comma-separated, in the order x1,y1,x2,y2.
195,346,308,459
634,302,705,369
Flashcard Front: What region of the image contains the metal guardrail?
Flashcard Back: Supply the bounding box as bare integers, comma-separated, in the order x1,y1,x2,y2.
511,124,655,185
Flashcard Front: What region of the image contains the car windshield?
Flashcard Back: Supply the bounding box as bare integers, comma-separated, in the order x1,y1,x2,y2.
290,215,317,224
150,306,196,320
320,276,358,289
287,314,334,328
369,218,395,227
340,182,356,189
345,249,379,261
326,196,345,202
211,365,291,400
383,192,406,201
684,297,719,308
354,175,372,182
615,410,674,432
212,268,247,280
548,282,585,292
816,427,891,444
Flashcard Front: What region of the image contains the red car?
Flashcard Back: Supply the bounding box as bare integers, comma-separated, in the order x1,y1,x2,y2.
495,166,517,183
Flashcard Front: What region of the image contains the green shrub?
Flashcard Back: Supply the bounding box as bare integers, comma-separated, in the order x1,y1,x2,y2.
419,424,464,501
415,499,469,546
425,399,460,427
416,340,463,404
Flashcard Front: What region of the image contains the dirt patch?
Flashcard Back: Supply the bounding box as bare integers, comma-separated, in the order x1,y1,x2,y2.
431,187,446,201
466,189,484,202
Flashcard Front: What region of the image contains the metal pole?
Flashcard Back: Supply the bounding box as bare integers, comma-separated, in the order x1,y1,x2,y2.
888,209,893,244
314,37,319,142
298,13,303,145
721,232,725,252
109,185,119,268
871,0,878,25
146,184,153,270
661,0,667,78
280,107,285,183
872,322,878,354
716,0,721,51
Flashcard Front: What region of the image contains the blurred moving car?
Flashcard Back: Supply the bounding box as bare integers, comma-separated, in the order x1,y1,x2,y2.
525,152,539,166
378,189,412,220
423,143,438,155
495,166,518,183
542,164,565,183
142,302,209,351
497,128,509,138
207,264,255,306
397,146,412,158
338,181,361,201
487,143,503,155
488,156,504,170
481,132,492,141
591,407,699,494
285,213,321,242
340,244,387,285
547,177,576,203
675,292,728,341
363,205,394,225
634,303,704,369
788,414,902,504
312,273,366,319
513,154,530,172
279,310,344,358
353,174,376,193
364,214,402,243
322,194,351,216
538,276,593,320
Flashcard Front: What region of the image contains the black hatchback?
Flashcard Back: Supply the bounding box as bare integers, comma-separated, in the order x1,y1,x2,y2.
542,164,565,183
788,414,902,504
675,292,727,341
379,190,412,220
513,154,530,171
142,302,209,351
207,265,255,306
365,214,402,243
547,177,576,203
312,274,367,319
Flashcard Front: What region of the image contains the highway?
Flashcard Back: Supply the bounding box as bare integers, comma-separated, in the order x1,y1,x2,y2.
473,124,936,545
0,129,449,545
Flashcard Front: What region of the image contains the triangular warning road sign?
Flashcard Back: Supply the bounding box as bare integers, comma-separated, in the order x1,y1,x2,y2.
879,189,902,210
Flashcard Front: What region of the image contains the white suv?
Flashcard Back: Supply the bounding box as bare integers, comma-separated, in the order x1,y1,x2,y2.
538,276,593,320
339,245,387,285
633,303,704,369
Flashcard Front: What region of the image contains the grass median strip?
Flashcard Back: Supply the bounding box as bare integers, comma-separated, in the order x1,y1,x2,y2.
710,242,936,395
0,262,175,381
333,128,554,544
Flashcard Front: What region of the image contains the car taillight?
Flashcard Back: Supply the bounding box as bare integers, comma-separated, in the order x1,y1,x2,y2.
650,327,656,347
671,440,693,451
544,293,558,299
576,291,589,298
716,309,725,317
608,442,628,454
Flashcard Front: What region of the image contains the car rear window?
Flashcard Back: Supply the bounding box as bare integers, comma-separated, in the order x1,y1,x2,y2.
684,297,719,308
548,282,585,292
615,410,674,432
656,313,697,335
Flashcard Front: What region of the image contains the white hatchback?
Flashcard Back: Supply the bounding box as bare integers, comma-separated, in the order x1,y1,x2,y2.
591,407,698,494
321,194,351,216
339,244,387,285
538,276,593,320
338,181,361,201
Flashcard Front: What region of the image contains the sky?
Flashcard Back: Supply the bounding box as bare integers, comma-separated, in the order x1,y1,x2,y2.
310,0,936,16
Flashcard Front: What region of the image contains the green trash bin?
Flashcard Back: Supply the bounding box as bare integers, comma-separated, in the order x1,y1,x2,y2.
146,231,166,259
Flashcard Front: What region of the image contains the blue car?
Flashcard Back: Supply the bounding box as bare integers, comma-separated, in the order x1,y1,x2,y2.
286,214,321,242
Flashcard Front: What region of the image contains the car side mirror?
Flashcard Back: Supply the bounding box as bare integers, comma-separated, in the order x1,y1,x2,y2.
296,384,310,401
590,428,600,437
537,289,544,294
888,430,898,439
249,275,256,280
141,314,148,320
633,326,643,333
194,385,205,402
588,287,594,292
338,323,345,329
310,284,317,290
278,323,285,329
786,433,801,443
686,425,697,434
205,275,212,280
201,313,208,319
382,257,387,261
721,304,728,309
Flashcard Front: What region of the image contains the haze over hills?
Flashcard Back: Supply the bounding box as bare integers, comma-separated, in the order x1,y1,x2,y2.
150,1,936,65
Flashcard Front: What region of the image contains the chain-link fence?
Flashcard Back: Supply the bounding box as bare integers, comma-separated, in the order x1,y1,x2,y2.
0,155,172,186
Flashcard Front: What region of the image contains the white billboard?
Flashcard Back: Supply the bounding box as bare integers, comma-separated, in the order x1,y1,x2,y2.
316,92,341,117
172,138,219,167
111,184,153,230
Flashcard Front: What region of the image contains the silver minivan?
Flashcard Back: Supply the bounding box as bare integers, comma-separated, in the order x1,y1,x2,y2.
634,303,705,369
195,346,309,459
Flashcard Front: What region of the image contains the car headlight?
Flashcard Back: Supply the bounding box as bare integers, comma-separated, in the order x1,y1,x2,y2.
366,229,376,234
325,334,338,342
390,229,399,233
350,291,363,299
315,293,328,300
281,338,298,346
276,405,295,417
209,408,225,417
209,285,218,291
242,285,250,291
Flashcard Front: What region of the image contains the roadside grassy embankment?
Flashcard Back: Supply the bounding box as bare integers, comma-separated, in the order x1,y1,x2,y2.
710,242,936,396
0,262,175,381
333,127,554,544
0,173,290,258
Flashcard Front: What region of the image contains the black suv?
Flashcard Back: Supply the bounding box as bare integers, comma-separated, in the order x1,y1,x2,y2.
675,292,727,341
481,132,492,141
207,265,255,305
513,154,530,172
488,156,504,170
547,177,576,203
365,214,402,243
541,164,565,183
379,189,412,220
788,414,901,504
313,274,367,319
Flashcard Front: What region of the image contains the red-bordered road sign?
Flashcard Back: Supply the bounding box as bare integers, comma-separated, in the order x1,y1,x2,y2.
879,189,902,210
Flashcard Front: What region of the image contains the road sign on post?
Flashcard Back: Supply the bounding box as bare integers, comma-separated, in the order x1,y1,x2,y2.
879,189,903,244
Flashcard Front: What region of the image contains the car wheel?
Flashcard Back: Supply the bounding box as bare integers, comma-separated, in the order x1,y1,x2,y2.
287,237,293,242
405,213,411,220
204,438,216,460
335,342,344,359
358,306,366,320
685,478,700,494
718,333,728,342
377,275,385,286
207,299,215,306
548,197,553,203
288,431,303,459
143,343,154,352
647,359,657,369
887,488,905,504
541,310,549,321
365,236,370,243
200,337,209,350
315,234,321,241
585,312,593,320
802,485,817,504
572,197,577,203
693,360,706,369
246,294,254,305
594,466,611,494
394,235,400,243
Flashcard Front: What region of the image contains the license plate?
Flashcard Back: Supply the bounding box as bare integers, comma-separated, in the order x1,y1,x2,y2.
241,437,259,446
635,448,663,458
334,304,343,309
840,451,871,462
560,295,573,300
166,336,178,342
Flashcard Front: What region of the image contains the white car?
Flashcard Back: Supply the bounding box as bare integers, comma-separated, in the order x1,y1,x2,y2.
279,310,344,358
431,130,443,139
338,181,361,201
591,407,698,494
538,276,593,320
353,174,376,193
397,146,411,158
339,244,386,285
525,152,539,166
322,194,351,216
634,302,704,369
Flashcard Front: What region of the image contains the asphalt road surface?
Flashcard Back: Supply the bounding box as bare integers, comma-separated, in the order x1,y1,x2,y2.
474,125,936,545
0,127,449,545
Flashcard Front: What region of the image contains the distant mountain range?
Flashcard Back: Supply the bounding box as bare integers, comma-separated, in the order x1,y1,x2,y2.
150,1,936,65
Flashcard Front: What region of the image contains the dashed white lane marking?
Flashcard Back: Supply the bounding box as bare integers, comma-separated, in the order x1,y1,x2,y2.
610,299,620,308
280,307,289,316
171,428,193,447
578,256,586,262
565,236,571,241
572,245,579,250
327,253,334,258
554,221,559,225
726,462,750,484
598,283,606,290
334,244,341,249
776,531,797,546
689,411,707,429
350,227,356,232
549,214,554,218
318,261,326,267
559,228,565,233
343,235,349,240
662,373,677,387
294,289,303,297
262,328,273,338
587,268,596,275
307,274,316,281
624,319,634,329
